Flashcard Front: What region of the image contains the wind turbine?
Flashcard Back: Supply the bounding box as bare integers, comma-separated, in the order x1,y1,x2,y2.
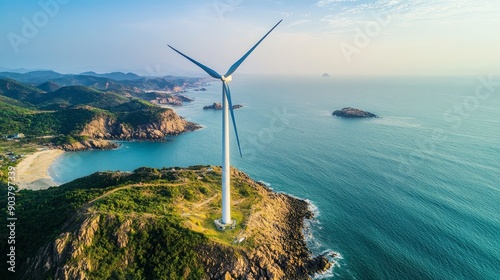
168,20,282,228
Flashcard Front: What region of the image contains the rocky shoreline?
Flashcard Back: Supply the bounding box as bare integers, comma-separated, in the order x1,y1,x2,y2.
197,170,332,279
59,139,119,151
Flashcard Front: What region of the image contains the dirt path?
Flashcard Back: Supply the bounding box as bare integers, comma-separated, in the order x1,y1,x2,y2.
193,194,218,209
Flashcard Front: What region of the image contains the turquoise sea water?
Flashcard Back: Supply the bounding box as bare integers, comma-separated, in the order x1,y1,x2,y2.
50,76,500,279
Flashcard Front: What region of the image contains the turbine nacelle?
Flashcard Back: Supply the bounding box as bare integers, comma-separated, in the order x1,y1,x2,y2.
221,75,232,83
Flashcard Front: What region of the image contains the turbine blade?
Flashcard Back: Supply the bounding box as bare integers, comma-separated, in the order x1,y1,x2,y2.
225,20,282,77
168,45,222,79
224,82,243,158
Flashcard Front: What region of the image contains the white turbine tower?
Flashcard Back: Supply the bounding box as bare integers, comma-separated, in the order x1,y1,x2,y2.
168,20,282,229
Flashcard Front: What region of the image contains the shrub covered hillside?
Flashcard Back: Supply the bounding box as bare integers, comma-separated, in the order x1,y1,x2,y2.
0,166,261,279
0,78,199,146
0,166,331,280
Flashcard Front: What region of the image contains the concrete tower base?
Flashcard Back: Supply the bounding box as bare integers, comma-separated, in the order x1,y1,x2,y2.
214,218,236,231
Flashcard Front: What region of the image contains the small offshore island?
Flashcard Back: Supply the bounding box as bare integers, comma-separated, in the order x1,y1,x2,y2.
332,107,377,118
9,166,332,279
204,102,243,110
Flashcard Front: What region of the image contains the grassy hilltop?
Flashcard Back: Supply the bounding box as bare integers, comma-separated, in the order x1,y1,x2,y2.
0,166,330,279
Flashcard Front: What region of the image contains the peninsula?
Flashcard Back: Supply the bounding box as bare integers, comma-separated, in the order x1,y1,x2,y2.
8,166,332,279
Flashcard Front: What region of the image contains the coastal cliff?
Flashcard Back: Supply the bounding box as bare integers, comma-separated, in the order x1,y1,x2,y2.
59,138,119,151
79,109,201,140
16,167,332,279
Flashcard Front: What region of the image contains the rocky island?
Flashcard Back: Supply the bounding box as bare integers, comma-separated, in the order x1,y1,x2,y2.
332,107,377,118
9,166,332,279
204,102,243,110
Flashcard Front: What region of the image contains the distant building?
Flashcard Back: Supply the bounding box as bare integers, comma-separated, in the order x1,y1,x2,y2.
5,133,25,139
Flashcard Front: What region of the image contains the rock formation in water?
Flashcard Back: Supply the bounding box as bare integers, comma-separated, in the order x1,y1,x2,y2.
332,107,377,118
203,102,243,110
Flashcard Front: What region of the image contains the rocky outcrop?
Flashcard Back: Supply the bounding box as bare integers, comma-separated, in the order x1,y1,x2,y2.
59,139,119,151
79,110,201,141
332,107,377,118
197,170,331,279
203,102,243,110
175,94,194,103
22,214,101,280
160,94,194,106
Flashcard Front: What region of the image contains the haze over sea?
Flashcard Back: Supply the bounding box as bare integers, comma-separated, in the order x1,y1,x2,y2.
50,76,499,279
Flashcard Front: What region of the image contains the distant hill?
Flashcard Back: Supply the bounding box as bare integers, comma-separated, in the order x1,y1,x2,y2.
0,70,64,84
0,79,200,142
37,81,61,92
0,71,207,96
0,78,43,101
36,85,130,110
0,95,35,109
80,71,142,81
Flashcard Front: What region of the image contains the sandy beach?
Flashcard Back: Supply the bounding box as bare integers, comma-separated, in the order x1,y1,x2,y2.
16,149,65,190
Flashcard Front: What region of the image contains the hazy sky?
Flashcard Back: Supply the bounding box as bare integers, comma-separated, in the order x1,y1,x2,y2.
1,0,499,76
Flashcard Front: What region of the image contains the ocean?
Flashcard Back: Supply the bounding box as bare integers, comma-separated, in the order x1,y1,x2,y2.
49,75,500,279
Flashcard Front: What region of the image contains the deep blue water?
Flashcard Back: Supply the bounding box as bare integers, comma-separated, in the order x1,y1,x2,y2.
50,76,500,279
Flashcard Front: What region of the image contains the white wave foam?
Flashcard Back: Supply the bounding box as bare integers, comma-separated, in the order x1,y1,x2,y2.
305,199,321,218
312,249,344,279
301,199,343,279
371,116,421,128
256,180,271,187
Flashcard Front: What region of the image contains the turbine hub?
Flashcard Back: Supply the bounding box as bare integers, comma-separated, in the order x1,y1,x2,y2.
221,75,232,83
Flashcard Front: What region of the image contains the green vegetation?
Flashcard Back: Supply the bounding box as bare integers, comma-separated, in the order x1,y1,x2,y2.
109,98,155,112
118,106,167,127
82,215,206,280
35,85,129,110
0,166,263,279
0,78,43,101
0,99,110,137
0,78,176,145
0,97,34,134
